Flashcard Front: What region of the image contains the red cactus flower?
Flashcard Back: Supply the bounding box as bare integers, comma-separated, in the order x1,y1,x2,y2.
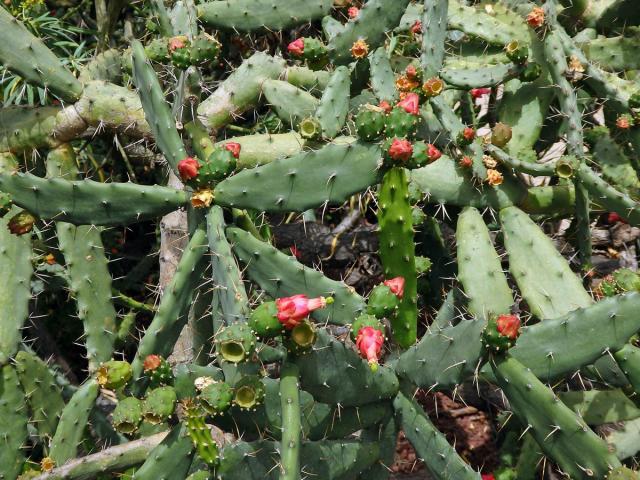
383,277,405,299
356,326,384,369
608,212,627,224
347,6,359,18
411,20,422,34
143,354,162,372
388,139,413,162
379,100,392,114
526,7,545,28
496,314,521,340
463,127,475,141
397,92,420,115
224,142,241,159
168,35,188,52
177,157,200,182
481,475,495,480
405,64,418,80
276,294,327,329
470,88,491,99
287,38,305,57
459,155,473,168
427,144,442,162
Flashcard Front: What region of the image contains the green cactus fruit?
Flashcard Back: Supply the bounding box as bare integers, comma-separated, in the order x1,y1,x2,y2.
96,360,132,390
415,256,432,275
367,284,399,318
183,399,219,466
519,62,542,82
215,323,257,363
350,314,384,341
143,355,174,388
595,275,618,298
491,123,512,147
301,37,328,70
145,18,159,33
197,148,236,186
299,116,322,140
111,397,143,434
482,314,521,353
607,467,639,480
248,301,283,339
285,318,317,355
505,41,528,64
355,105,386,141
142,386,177,424
199,381,233,415
233,376,265,410
613,268,640,292
628,91,640,109
0,192,11,218
190,35,220,65
171,48,191,70
555,155,579,179
407,141,428,169
384,106,421,138
7,210,36,235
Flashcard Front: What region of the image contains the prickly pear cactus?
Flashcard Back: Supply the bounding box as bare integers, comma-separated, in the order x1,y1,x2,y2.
2,0,640,479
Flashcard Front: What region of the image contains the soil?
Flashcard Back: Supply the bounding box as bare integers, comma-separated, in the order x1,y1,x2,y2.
391,391,498,478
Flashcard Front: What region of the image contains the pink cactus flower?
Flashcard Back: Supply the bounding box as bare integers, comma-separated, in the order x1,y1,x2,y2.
224,142,241,159
287,38,305,57
411,20,422,34
397,93,420,115
347,6,359,18
276,294,327,329
383,276,405,299
405,64,418,80
356,326,384,369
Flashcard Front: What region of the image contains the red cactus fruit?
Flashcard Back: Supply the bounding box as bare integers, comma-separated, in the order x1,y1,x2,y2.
177,157,200,182
470,88,491,99
287,38,305,57
388,139,413,162
411,20,422,34
224,142,241,159
496,314,521,340
397,92,420,115
427,144,442,162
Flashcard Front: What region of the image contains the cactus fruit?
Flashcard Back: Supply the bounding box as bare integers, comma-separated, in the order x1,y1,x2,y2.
7,210,36,235
285,318,318,355
215,323,257,363
233,376,266,410
355,105,386,141
143,355,174,388
97,360,133,390
199,382,233,415
142,387,177,424
366,283,400,319
3,1,640,478
112,397,144,434
483,314,521,353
